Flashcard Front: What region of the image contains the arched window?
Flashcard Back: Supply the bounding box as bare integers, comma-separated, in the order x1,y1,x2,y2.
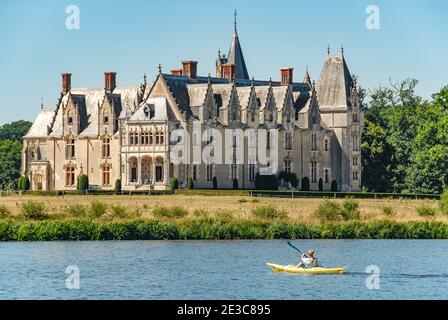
103,112,109,125
352,134,359,151
67,111,73,125
284,158,291,174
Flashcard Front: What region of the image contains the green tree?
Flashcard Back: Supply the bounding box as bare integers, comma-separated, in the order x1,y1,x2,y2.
114,179,122,194
187,177,194,189
77,174,89,191
0,120,32,142
0,140,22,190
170,177,178,191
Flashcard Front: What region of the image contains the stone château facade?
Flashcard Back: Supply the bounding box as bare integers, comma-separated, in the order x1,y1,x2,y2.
22,18,363,192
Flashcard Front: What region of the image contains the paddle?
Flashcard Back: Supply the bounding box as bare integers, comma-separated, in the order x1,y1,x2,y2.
287,241,308,258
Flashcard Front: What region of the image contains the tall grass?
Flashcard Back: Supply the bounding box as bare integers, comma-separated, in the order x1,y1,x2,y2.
20,201,49,220
152,206,188,218
0,205,10,218
1,219,448,241
89,201,108,218
251,205,287,219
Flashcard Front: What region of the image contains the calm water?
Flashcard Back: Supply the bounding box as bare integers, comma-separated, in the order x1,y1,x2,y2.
0,240,448,300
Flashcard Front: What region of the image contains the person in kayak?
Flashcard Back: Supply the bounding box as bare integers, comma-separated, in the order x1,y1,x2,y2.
298,250,322,268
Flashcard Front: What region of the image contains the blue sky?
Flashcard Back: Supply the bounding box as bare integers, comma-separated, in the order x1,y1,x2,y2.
0,0,447,124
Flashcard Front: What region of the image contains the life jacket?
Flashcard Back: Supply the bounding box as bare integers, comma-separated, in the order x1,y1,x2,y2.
310,259,319,268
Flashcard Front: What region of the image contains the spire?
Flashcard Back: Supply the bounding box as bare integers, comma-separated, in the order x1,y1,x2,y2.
304,66,312,87
40,97,44,109
227,10,249,80
327,45,330,56
158,64,162,74
234,9,237,33
341,44,344,56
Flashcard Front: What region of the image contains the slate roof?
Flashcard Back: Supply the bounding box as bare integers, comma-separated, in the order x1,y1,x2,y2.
227,26,250,80
316,53,354,109
24,108,55,138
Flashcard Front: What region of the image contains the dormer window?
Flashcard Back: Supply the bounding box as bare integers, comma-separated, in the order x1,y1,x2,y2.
269,113,273,122
353,112,358,122
312,114,317,124
103,114,109,125
144,105,155,119
67,112,73,125
251,112,255,122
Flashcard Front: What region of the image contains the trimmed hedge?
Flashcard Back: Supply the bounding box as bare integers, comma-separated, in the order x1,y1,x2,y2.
1,219,448,241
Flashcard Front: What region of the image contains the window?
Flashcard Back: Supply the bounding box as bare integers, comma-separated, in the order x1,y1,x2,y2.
251,112,255,122
249,164,256,182
284,158,291,174
324,169,330,184
206,164,213,181
353,156,359,166
142,131,150,145
129,132,138,145
324,139,329,151
353,111,358,122
353,134,359,151
311,133,317,151
149,131,154,144
160,131,164,144
312,113,317,124
102,165,111,186
193,165,198,181
311,161,317,183
155,166,163,182
269,113,274,122
102,137,110,158
232,136,237,148
129,158,138,183
103,113,109,125
285,132,292,150
67,112,73,125
353,171,359,181
65,139,75,159
65,166,75,186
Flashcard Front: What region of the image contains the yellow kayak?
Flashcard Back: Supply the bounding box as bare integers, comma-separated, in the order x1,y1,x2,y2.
267,263,345,275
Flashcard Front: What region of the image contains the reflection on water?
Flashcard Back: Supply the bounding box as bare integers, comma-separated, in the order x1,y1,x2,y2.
0,240,447,300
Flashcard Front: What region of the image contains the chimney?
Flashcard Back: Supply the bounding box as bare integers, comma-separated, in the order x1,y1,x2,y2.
182,61,198,79
62,73,72,94
104,72,117,92
280,68,293,86
222,64,235,82
171,69,183,76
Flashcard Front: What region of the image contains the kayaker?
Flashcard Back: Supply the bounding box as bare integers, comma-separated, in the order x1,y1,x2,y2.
298,249,322,268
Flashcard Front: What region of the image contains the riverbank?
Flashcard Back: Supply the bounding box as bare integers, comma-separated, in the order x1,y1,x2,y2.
1,218,448,240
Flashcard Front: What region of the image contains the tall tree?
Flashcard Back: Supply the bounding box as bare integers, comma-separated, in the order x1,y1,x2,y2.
0,120,32,141
0,140,22,190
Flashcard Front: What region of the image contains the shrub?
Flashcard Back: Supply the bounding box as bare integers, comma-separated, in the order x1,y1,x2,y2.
252,205,287,220
255,174,279,190
0,205,10,218
77,174,89,192
66,204,87,217
114,179,122,194
233,178,238,190
170,177,179,191
301,177,310,191
18,176,30,191
314,200,341,221
89,201,108,218
153,206,188,218
213,177,218,189
382,206,395,216
187,177,194,190
278,171,299,188
111,204,128,218
341,198,360,220
21,201,49,220
439,189,448,215
238,198,248,203
416,205,437,217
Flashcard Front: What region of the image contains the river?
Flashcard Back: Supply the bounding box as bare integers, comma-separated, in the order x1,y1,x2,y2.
0,240,447,299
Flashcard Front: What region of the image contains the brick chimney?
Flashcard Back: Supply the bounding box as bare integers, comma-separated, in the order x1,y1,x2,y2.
171,69,183,76
104,72,117,92
280,68,293,86
62,73,72,94
182,61,198,79
222,64,235,82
